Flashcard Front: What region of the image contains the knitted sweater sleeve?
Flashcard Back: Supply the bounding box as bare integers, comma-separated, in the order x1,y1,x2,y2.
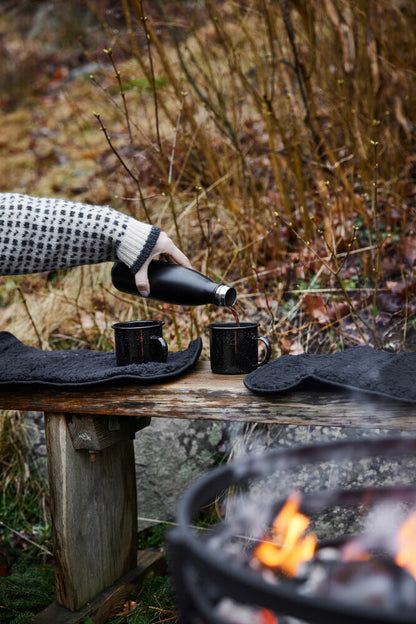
0,193,161,276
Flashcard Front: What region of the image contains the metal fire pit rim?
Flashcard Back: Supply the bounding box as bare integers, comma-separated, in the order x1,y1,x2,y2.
174,434,416,526
169,434,416,624
169,523,416,624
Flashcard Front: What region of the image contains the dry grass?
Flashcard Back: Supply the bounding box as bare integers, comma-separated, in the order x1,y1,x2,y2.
0,410,49,530
1,0,416,354
0,3,415,619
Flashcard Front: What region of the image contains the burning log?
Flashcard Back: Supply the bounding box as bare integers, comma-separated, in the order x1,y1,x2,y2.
168,436,416,624
252,493,416,616
296,549,416,612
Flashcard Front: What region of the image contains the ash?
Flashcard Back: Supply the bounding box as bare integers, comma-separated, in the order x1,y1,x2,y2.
204,432,416,622
216,598,307,624
297,546,416,612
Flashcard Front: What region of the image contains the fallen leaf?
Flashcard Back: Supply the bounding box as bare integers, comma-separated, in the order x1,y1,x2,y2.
279,337,304,355
301,294,330,324
327,301,350,322
115,600,138,616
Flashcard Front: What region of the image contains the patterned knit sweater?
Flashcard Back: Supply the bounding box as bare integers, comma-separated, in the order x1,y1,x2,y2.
0,193,161,276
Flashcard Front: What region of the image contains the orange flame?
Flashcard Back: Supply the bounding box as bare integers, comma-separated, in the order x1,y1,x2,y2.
253,491,317,577
254,488,416,606
395,510,416,579
259,608,279,624
341,509,416,580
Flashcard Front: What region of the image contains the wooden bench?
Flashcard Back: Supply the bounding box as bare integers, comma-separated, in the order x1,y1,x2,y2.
1,360,414,623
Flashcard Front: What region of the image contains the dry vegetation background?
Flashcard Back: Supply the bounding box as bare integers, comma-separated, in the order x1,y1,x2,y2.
0,0,416,356
0,1,416,618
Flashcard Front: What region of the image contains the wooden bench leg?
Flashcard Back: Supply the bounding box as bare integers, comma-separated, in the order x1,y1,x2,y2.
32,412,165,623
33,550,167,624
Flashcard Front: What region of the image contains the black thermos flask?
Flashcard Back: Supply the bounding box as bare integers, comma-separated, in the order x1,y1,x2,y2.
111,261,237,307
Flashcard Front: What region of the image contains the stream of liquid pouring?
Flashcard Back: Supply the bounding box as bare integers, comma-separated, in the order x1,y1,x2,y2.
228,306,240,326
228,306,240,354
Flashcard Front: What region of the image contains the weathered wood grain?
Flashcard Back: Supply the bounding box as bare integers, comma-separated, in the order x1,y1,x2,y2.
10,359,416,623
32,549,166,624
45,414,138,610
66,414,151,451
0,361,414,430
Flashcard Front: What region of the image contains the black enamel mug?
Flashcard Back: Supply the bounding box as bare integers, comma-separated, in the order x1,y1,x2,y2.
207,322,271,375
112,320,168,366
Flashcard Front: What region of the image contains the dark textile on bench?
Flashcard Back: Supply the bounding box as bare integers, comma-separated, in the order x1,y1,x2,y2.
244,346,416,403
0,331,202,387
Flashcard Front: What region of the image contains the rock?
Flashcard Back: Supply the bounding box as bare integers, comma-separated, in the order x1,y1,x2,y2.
24,411,227,531
25,412,414,534
134,418,227,530
24,411,48,476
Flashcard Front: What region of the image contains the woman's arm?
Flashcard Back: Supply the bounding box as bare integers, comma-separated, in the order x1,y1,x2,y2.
0,193,190,295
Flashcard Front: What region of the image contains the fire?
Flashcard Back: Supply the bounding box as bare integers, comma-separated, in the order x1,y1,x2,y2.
259,607,279,624
254,490,416,590
341,509,416,580
253,491,317,577
395,510,416,579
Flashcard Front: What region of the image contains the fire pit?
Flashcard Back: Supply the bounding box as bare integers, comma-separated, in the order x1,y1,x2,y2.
167,436,416,624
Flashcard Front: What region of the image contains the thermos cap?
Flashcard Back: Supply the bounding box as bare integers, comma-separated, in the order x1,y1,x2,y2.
214,284,237,307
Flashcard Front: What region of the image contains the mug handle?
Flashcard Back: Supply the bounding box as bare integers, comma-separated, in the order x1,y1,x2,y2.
257,337,271,366
151,335,168,362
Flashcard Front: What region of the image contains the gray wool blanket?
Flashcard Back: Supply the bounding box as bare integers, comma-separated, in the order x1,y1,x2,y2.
244,346,416,403
0,332,202,387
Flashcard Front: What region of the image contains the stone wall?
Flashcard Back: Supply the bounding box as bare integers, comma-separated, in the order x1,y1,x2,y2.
25,412,414,533
24,411,228,531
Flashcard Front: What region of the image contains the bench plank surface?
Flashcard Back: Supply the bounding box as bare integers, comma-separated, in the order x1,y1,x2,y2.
4,359,415,622
0,361,414,430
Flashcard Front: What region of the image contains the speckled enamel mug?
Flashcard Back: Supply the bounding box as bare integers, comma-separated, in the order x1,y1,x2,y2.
112,320,168,366
207,322,271,374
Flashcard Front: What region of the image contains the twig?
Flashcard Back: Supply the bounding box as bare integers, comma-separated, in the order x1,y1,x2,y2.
0,520,52,556
274,212,380,346
251,264,276,334
93,111,152,223
370,139,382,340
168,101,182,186
137,0,164,158
279,0,310,123
104,47,134,147
17,287,42,349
